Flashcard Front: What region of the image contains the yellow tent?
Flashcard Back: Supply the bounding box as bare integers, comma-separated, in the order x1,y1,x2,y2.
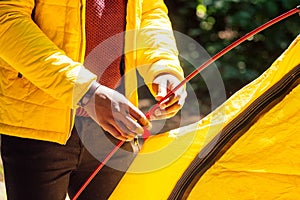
109,35,300,200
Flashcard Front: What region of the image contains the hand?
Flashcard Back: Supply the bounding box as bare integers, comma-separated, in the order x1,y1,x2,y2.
150,74,187,120
84,85,151,141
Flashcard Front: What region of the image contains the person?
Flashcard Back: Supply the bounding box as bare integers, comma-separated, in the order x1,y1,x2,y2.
0,0,187,199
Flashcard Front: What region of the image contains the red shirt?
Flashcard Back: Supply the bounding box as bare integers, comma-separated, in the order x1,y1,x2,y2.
77,0,126,116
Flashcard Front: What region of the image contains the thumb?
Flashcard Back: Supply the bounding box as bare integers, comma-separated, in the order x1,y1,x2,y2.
155,79,167,101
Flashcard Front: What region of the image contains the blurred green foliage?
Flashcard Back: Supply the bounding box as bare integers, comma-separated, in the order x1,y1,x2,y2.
165,0,300,113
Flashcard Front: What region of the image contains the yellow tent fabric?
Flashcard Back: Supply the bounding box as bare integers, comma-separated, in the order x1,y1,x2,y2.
109,35,300,200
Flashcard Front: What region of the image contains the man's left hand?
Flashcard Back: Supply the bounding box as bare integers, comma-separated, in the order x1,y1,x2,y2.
150,74,187,120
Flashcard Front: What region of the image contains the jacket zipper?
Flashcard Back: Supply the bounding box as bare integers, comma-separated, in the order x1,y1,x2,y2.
168,64,300,200
79,0,86,63
65,0,86,143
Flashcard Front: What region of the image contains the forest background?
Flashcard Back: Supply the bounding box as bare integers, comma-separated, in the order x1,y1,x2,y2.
139,0,300,134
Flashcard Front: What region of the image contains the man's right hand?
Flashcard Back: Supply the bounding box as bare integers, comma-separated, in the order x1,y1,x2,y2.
83,84,151,141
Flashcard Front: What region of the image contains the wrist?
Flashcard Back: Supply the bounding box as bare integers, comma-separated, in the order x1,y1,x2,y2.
78,81,101,107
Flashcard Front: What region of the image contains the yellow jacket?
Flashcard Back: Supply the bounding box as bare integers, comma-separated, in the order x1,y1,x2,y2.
0,0,184,144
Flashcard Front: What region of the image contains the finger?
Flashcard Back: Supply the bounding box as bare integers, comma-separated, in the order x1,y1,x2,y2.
164,103,182,114
118,115,144,136
178,92,186,107
127,104,152,129
150,100,184,120
102,123,129,141
160,88,187,109
111,117,136,139
155,79,168,101
115,120,136,138
150,109,178,120
113,112,144,136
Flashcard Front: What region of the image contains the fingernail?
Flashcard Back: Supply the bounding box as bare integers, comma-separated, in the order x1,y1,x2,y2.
156,95,163,101
160,104,166,109
136,127,144,135
145,122,152,130
155,109,161,116
139,117,149,125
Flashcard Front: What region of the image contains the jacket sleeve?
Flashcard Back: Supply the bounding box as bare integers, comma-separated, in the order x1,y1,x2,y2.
136,0,184,94
0,0,97,109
